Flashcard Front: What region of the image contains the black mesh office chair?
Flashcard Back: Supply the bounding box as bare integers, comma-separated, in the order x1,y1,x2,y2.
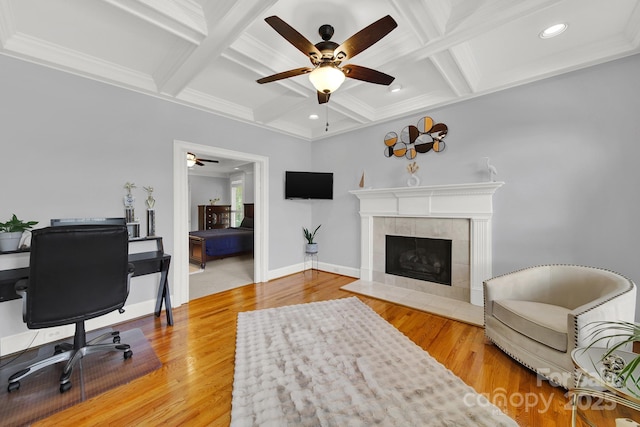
7,225,135,393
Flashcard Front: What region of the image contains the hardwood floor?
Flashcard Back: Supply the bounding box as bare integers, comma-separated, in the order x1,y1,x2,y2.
33,271,636,426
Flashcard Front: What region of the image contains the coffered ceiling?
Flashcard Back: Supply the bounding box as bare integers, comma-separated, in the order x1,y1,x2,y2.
1,0,638,141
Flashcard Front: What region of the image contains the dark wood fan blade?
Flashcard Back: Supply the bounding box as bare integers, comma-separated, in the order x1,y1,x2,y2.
195,160,204,166
257,67,314,84
333,15,397,61
265,16,322,60
342,64,395,85
317,91,330,104
199,159,219,163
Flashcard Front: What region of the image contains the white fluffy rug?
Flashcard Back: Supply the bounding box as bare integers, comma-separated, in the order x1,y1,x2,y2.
231,297,516,426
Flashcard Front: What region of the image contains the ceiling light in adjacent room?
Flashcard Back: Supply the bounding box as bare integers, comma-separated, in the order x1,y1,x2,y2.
309,114,319,120
309,64,345,94
539,23,567,39
186,152,196,167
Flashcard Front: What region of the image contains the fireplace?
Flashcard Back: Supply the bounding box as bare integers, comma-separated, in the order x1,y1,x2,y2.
386,235,452,285
350,182,503,306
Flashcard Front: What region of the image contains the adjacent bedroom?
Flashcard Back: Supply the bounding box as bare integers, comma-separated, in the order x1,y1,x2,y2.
187,156,255,300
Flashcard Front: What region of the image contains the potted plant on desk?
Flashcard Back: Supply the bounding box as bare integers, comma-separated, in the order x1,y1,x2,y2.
303,225,321,254
0,214,38,252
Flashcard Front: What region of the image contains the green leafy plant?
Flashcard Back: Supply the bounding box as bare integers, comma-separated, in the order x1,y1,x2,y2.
303,225,321,244
583,320,640,394
0,214,38,232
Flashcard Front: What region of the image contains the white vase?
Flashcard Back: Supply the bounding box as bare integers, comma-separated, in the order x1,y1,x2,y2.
0,231,23,252
306,243,318,254
407,173,420,187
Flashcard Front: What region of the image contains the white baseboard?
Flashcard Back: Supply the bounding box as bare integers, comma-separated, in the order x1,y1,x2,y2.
0,298,159,357
268,263,304,280
268,262,360,281
317,262,359,278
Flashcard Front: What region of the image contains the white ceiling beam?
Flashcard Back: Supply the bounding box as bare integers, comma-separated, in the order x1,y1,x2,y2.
625,1,640,47
389,0,444,44
158,0,277,97
102,0,207,44
4,32,157,91
252,95,307,125
447,43,481,93
178,87,254,121
326,94,374,124
404,0,561,62
224,36,311,99
430,49,473,96
477,33,640,92
0,0,16,47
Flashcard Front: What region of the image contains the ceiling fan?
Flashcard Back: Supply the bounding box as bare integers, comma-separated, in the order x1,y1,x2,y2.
257,15,397,104
187,152,219,167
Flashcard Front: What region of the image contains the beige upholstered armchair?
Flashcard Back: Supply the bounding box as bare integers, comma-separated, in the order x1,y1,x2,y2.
484,264,636,389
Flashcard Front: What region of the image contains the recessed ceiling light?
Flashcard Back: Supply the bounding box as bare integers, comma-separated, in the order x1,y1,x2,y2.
309,114,319,120
539,23,567,39
389,83,402,93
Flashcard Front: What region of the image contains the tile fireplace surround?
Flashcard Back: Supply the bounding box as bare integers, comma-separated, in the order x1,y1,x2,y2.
350,182,504,307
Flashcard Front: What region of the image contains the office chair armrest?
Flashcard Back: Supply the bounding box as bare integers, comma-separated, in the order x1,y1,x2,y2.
15,279,28,322
127,262,135,294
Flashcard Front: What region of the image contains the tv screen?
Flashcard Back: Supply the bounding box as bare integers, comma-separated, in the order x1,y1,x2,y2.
285,171,333,200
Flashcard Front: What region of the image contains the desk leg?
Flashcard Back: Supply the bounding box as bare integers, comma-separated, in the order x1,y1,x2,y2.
154,258,173,326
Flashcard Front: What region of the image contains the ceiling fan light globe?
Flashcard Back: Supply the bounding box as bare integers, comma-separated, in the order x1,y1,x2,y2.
309,65,345,94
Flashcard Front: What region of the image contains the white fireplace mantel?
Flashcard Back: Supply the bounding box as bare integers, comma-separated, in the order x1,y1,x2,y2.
350,182,504,306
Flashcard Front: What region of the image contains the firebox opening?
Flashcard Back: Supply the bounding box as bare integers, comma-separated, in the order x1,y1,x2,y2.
385,235,452,286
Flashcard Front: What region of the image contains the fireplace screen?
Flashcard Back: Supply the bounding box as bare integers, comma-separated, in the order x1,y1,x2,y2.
385,235,452,285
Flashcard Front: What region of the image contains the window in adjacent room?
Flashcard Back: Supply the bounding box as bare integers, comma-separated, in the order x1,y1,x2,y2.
230,174,244,227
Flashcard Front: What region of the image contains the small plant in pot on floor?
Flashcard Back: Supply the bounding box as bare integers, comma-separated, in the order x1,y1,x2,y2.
303,225,321,254
0,214,38,252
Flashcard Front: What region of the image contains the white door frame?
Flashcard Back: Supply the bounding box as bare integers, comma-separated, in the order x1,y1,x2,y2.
173,140,269,305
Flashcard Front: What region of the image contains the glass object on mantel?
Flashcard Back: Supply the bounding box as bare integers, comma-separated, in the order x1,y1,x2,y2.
406,161,420,187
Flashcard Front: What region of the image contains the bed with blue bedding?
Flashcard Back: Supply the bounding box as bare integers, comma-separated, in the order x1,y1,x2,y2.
188,217,253,269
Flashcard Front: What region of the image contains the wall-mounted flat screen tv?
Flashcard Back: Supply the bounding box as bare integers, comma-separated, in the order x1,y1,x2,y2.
285,171,333,200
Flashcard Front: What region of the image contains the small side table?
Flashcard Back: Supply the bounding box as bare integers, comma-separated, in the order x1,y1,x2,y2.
304,251,318,277
570,347,640,426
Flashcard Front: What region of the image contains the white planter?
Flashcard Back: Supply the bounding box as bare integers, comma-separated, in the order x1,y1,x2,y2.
0,231,23,252
305,243,318,254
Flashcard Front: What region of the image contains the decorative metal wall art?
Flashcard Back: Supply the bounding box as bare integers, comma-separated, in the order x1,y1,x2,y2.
384,116,448,159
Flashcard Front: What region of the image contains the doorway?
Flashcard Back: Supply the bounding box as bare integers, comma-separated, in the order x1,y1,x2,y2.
173,140,269,306
188,162,254,299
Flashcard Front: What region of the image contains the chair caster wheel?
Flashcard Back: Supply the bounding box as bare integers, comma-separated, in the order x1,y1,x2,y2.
113,336,121,344
124,350,133,359
7,381,20,393
60,382,72,393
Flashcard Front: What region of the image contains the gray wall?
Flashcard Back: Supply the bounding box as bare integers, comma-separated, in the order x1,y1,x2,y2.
0,53,311,274
313,53,640,316
0,53,311,339
1,49,639,336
